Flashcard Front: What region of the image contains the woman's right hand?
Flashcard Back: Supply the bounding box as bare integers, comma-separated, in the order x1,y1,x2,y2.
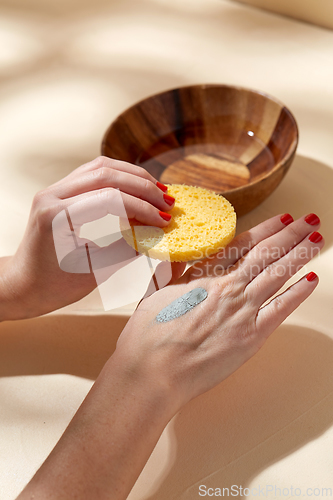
115,213,324,412
0,156,176,321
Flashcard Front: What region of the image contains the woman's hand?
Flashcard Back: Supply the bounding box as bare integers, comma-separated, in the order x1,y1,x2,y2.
116,213,324,411
16,213,323,500
0,156,175,321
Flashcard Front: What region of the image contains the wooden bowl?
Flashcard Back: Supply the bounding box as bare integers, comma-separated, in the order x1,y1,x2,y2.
101,84,298,216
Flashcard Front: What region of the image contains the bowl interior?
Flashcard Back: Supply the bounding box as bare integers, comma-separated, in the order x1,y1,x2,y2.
102,84,297,196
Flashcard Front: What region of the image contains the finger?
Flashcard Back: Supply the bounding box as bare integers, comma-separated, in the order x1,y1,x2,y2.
51,156,159,188
63,188,173,232
245,231,324,304
52,167,175,212
79,157,159,182
188,213,294,278
235,214,321,284
255,272,319,339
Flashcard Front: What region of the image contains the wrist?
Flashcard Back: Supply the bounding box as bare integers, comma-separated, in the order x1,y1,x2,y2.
0,256,31,322
0,256,16,322
113,323,188,416
102,348,179,422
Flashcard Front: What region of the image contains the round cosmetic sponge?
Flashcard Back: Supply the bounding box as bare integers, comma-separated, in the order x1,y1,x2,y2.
120,184,236,262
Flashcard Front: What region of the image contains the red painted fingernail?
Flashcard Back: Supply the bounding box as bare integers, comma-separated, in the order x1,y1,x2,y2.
159,211,171,221
163,193,175,206
306,271,318,282
309,231,323,243
305,213,320,225
157,181,168,192
280,213,294,226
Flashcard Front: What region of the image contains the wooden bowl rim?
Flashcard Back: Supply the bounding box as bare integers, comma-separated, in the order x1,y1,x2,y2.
101,83,299,195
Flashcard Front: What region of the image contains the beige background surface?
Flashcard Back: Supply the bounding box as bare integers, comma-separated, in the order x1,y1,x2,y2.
0,0,333,498
233,0,333,31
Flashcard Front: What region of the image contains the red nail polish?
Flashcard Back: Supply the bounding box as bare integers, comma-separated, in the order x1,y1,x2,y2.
163,193,175,206
306,272,318,282
280,213,294,226
157,181,168,192
159,211,171,221
309,231,323,243
305,213,320,225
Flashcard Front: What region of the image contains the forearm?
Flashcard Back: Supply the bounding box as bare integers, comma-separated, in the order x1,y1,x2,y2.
17,349,177,500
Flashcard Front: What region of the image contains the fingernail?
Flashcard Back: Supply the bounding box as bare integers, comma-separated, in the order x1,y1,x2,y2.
305,213,320,225
163,193,175,206
157,181,168,192
306,271,318,282
159,211,171,221
309,231,323,243
280,213,294,226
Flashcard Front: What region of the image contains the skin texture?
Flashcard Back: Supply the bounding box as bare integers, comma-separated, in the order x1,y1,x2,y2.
0,156,323,499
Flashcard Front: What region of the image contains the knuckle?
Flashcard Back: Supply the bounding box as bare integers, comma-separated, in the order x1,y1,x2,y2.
210,279,243,314
229,273,246,296
264,264,277,278
32,189,63,232
37,205,53,228
272,294,284,313
136,165,151,179
210,277,232,296
209,280,225,298
136,197,148,213
141,177,151,193
104,187,127,213
239,322,255,344
36,202,61,233
94,155,108,168
234,232,251,254
254,241,271,260
94,166,113,183
213,270,236,292
103,186,116,200
286,224,301,242
135,177,150,199
32,189,48,208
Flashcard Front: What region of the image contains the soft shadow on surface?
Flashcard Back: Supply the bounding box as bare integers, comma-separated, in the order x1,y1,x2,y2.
0,314,127,379
236,154,333,251
15,153,96,188
0,0,222,17
212,1,331,39
1,0,326,43
136,325,333,499
0,0,125,15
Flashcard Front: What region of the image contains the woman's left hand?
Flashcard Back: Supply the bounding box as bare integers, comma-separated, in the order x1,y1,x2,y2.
116,213,324,410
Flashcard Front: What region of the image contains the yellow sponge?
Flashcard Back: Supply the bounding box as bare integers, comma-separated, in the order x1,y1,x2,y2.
120,184,236,262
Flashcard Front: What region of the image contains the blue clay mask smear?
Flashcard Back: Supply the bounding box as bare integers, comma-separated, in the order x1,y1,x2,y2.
155,287,208,323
